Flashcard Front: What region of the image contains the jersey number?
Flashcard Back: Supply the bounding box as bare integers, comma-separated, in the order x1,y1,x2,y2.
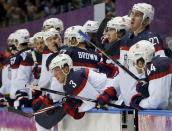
147,64,156,75
69,80,77,88
149,37,159,46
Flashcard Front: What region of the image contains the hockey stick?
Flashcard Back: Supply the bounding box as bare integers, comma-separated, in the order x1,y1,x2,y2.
78,30,141,82
26,84,132,109
4,101,64,118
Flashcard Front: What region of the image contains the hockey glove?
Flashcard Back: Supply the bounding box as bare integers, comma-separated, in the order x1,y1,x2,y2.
32,89,42,100
14,90,31,110
130,94,144,110
0,93,6,106
96,87,118,110
98,62,119,78
32,95,51,112
136,80,149,98
63,98,85,120
101,35,109,44
32,65,41,79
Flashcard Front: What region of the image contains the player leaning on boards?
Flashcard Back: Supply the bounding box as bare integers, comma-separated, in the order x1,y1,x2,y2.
128,40,172,110
49,54,119,119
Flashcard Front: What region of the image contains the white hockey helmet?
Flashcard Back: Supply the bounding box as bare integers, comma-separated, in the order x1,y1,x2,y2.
107,16,131,32
132,3,154,24
15,29,30,45
43,18,64,33
127,40,155,66
50,54,73,73
83,20,99,33
33,31,44,40
64,26,73,38
68,25,86,46
8,32,16,41
43,28,61,45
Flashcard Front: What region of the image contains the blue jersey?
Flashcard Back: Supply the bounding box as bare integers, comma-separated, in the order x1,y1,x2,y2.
60,47,101,70
10,48,32,69
146,55,172,81
64,69,89,96
120,28,164,52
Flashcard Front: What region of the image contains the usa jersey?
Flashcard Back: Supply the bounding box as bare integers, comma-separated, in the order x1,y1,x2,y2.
64,68,117,112
60,47,101,71
139,56,172,109
10,50,42,99
10,48,32,99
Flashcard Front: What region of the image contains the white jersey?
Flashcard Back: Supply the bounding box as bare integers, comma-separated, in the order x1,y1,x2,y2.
38,51,53,89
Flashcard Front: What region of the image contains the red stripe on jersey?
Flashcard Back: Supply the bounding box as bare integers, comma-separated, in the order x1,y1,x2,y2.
73,69,89,96
43,50,53,54
11,65,19,69
149,64,172,81
155,45,164,52
97,50,101,53
73,62,98,69
21,62,33,66
38,62,42,65
114,55,120,60
120,46,130,51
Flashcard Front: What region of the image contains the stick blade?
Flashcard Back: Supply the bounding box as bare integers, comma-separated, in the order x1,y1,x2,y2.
4,107,33,118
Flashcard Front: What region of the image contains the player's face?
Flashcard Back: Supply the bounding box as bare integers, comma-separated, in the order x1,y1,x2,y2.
46,36,60,52
52,67,66,83
130,10,144,31
53,35,62,48
107,27,117,43
35,38,45,53
135,59,145,74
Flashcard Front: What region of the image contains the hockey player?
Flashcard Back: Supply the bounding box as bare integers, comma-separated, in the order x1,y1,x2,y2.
120,3,165,65
98,16,130,78
49,54,118,119
127,40,172,110
38,28,62,90
9,29,33,109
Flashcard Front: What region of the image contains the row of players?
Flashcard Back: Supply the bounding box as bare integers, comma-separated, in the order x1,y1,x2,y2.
0,2,172,130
